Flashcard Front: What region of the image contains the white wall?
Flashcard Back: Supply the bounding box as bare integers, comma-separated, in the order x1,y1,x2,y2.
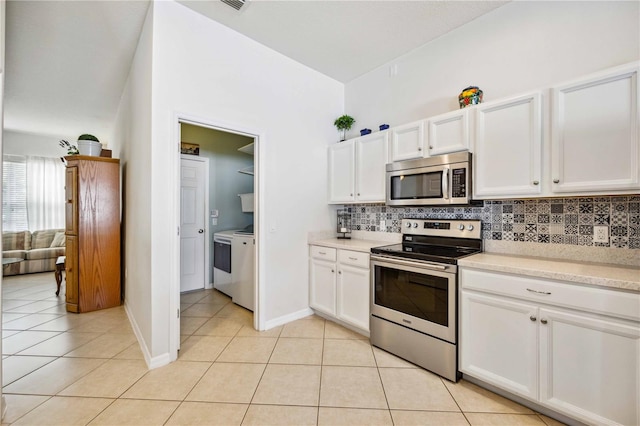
110,4,154,364
3,130,67,158
147,1,343,360
345,1,640,130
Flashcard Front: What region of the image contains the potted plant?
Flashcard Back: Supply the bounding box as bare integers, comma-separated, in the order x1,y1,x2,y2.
334,115,355,141
77,134,102,156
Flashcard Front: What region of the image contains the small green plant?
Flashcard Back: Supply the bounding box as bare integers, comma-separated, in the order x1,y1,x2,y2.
59,140,79,155
334,115,355,141
78,134,100,142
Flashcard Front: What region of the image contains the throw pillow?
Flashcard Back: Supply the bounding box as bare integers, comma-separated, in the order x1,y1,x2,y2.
50,232,66,248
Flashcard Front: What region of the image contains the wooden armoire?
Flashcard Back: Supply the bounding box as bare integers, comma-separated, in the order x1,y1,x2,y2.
64,155,121,313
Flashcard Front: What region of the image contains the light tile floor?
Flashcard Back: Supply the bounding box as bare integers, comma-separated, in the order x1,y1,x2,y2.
1,272,567,425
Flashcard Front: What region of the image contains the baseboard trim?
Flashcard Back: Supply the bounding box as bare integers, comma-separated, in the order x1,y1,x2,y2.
124,302,171,370
263,307,314,330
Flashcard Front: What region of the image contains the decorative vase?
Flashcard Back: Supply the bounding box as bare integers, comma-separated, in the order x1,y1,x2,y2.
458,86,483,108
77,140,102,156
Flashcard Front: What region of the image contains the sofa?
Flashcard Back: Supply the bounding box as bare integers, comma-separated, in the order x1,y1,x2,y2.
2,229,66,276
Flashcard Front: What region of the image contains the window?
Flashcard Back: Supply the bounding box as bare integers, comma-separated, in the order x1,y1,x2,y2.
2,155,65,232
2,156,28,232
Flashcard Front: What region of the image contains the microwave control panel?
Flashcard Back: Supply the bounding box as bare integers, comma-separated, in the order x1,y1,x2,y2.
451,167,467,198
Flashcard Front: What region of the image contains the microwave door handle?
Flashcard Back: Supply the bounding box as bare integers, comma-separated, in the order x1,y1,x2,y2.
442,168,449,199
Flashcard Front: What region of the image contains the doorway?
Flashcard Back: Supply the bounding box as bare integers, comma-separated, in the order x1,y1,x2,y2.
175,117,260,358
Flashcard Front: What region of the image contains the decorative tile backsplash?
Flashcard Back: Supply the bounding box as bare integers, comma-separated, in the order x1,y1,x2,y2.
343,196,640,249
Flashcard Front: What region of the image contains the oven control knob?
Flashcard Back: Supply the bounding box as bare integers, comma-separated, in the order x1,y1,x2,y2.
458,224,465,231
412,222,419,228
467,224,474,231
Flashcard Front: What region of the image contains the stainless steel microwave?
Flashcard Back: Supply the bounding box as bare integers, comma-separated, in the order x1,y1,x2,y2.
386,152,474,206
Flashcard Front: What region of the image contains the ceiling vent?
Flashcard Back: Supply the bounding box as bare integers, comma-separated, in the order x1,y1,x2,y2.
221,0,248,11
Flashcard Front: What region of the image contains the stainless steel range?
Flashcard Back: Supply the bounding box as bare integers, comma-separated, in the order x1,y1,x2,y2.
370,218,482,382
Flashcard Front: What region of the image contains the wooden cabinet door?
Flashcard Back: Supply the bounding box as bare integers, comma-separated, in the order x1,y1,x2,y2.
65,166,78,235
309,258,336,316
539,308,640,426
427,108,470,156
390,120,426,161
328,140,356,204
336,263,370,332
473,92,543,198
65,235,79,312
551,63,640,193
459,291,539,400
355,132,388,202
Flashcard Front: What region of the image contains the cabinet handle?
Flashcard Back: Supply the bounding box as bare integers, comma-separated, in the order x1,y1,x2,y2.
526,288,551,295
533,181,539,185
553,179,560,184
541,319,548,324
530,315,537,322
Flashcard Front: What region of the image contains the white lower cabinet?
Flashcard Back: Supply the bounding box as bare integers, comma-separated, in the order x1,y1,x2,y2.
460,268,640,426
309,245,370,333
460,292,538,400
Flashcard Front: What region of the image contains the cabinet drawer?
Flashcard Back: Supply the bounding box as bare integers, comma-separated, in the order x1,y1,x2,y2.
310,245,337,262
461,268,640,322
338,249,369,268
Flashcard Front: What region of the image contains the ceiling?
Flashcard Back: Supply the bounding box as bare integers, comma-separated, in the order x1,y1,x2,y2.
3,0,508,142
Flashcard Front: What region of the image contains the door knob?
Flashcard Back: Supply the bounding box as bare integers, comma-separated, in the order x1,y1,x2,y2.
198,229,204,233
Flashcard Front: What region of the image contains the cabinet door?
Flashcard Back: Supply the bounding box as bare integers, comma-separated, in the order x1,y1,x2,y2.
390,120,426,162
355,132,388,202
551,63,640,193
427,109,469,155
336,263,370,332
539,308,640,426
65,166,78,235
460,291,538,400
65,235,79,313
473,92,542,198
328,140,355,204
309,258,336,316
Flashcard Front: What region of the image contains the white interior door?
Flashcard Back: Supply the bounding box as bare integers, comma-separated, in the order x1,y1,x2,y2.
180,157,207,293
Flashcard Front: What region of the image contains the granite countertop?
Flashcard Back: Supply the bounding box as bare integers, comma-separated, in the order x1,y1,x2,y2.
459,253,640,293
309,238,393,253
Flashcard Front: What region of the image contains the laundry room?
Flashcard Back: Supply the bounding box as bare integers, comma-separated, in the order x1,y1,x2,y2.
179,123,255,309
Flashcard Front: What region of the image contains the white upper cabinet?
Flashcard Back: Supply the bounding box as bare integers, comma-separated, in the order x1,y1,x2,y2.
328,140,355,203
473,92,543,198
355,132,389,202
390,120,426,161
551,63,640,194
328,132,389,204
427,108,470,156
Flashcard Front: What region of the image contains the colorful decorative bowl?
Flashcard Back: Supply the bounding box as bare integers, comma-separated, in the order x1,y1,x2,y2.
458,86,483,109
360,128,372,136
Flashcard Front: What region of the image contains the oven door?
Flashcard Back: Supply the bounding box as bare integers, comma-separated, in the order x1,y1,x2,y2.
370,255,457,343
386,164,450,206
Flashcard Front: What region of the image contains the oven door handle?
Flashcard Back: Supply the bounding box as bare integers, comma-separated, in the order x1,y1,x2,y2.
371,254,448,271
